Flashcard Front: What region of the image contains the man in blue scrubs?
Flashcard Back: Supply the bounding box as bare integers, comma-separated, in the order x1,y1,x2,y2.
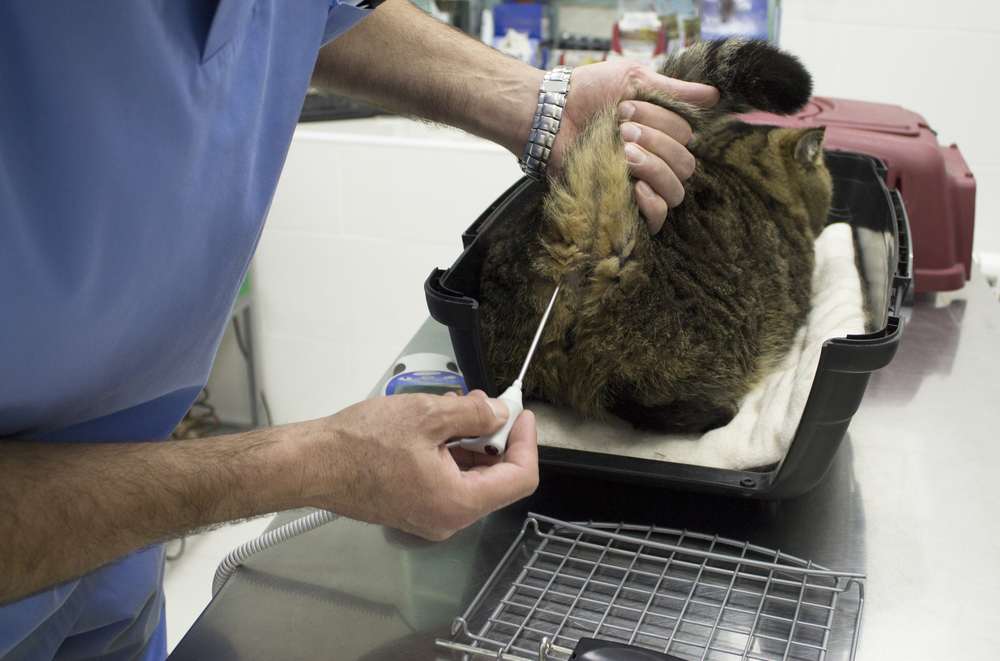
0,1,717,658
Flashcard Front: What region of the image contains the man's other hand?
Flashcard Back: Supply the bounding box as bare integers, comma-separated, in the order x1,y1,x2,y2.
551,61,719,235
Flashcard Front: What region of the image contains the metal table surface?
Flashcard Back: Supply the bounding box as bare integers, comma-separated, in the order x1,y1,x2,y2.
169,275,1000,661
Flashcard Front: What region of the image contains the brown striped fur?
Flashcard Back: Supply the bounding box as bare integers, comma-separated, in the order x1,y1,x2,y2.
479,40,832,433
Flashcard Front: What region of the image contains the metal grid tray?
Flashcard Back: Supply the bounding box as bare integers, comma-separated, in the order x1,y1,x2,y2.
437,514,865,660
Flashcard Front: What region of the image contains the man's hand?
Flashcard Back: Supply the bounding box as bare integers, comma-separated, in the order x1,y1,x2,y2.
550,61,719,234
299,390,538,541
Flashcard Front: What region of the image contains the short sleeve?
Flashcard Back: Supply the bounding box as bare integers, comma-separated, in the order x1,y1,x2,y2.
323,0,373,44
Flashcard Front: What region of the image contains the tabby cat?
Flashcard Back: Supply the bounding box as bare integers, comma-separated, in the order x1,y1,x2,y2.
478,39,833,433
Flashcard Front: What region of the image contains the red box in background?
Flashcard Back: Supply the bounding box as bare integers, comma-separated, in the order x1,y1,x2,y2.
742,97,977,293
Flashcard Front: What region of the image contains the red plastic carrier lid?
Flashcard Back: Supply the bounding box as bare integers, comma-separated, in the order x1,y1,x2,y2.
740,96,976,293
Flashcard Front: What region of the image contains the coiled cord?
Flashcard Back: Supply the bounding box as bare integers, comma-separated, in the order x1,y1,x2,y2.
212,509,339,596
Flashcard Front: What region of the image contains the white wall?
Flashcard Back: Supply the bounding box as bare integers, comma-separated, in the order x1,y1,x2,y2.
779,0,1000,257
251,119,521,424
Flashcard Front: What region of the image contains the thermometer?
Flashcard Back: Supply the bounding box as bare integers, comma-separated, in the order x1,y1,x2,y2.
453,284,561,456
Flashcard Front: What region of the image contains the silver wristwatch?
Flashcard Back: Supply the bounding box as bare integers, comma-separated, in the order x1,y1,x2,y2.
519,66,573,181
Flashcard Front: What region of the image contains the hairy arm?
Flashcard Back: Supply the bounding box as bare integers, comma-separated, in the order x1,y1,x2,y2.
0,427,305,604
0,392,537,605
312,0,540,156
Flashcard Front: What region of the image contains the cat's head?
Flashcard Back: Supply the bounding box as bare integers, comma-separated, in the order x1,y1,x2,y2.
771,127,833,233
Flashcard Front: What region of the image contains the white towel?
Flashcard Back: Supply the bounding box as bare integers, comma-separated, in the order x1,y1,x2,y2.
532,222,867,471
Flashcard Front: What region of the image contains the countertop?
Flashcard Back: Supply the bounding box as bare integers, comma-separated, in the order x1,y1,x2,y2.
169,275,1000,660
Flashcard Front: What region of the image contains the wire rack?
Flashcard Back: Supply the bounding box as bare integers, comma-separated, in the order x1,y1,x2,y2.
436,513,865,661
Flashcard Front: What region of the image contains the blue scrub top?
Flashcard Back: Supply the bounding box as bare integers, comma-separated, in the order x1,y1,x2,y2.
0,2,371,659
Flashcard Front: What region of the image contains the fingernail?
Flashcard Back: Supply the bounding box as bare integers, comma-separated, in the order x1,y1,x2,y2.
673,81,720,107
619,101,636,120
648,214,666,235
620,122,641,143
625,143,645,165
488,399,510,420
636,180,656,198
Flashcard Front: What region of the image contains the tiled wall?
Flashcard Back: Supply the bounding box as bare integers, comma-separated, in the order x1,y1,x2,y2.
779,0,1000,257
251,120,521,424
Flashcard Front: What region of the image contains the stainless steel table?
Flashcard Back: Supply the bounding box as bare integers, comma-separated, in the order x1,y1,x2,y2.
169,275,1000,660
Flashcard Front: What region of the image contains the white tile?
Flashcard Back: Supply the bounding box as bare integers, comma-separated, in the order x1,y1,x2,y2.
253,332,365,423
268,118,521,244
254,324,412,424
778,16,1000,255
777,14,1000,255
253,230,457,343
295,116,493,141
252,229,461,423
267,140,345,235
788,0,1000,32
782,19,1000,163
163,516,275,652
970,163,1000,254
337,141,521,243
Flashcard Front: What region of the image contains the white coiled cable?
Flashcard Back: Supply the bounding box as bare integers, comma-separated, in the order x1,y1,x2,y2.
212,509,338,596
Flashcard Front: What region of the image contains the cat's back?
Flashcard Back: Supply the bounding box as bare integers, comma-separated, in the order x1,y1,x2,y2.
621,121,821,408
658,121,821,314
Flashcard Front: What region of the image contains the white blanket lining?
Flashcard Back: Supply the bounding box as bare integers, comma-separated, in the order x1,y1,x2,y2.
532,222,867,471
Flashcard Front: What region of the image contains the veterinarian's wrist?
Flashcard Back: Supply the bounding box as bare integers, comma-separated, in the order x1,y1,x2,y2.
518,66,574,180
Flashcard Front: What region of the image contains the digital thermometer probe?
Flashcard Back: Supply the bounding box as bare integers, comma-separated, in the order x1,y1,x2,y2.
453,284,561,456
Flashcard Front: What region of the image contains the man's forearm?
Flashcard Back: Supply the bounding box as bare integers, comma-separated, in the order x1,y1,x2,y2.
0,425,308,604
312,0,541,155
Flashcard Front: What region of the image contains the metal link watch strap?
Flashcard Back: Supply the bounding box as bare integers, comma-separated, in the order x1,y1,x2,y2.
519,66,573,181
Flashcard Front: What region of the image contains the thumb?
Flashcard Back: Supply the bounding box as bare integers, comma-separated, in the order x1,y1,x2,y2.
432,392,508,441
460,410,539,512
647,72,719,108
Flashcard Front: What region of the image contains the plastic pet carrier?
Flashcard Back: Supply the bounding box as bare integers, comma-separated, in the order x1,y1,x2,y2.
742,96,974,293
425,152,911,499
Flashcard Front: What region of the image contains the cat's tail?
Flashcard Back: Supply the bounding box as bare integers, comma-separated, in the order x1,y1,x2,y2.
534,107,653,417
652,38,812,130
538,107,650,323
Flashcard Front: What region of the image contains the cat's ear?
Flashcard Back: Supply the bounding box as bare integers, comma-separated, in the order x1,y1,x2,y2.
794,127,826,165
